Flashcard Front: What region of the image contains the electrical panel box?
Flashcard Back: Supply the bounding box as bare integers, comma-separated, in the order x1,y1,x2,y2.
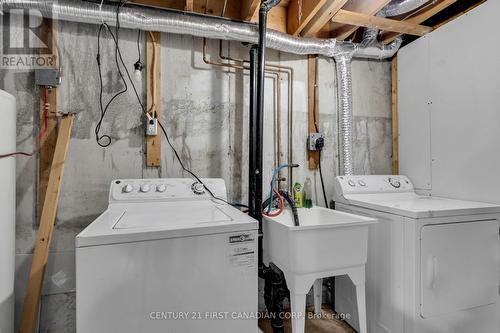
35,69,61,87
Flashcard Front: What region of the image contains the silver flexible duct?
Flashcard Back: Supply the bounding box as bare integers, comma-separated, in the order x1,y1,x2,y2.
361,0,433,46
333,47,355,176
336,0,423,175
332,38,401,175
1,0,400,59
379,0,435,17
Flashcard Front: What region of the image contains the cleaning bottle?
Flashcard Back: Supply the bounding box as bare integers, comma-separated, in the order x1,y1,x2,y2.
303,178,313,209
293,182,303,208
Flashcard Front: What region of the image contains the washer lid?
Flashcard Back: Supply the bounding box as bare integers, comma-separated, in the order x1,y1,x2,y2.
113,201,232,229
76,201,257,247
344,192,500,219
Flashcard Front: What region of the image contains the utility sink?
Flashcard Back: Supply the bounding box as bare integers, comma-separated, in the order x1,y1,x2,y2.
263,207,376,276
263,207,377,333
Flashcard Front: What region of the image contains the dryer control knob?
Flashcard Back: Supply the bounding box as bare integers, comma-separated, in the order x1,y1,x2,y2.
122,184,134,193
156,184,167,193
358,180,367,187
192,183,206,195
140,184,151,193
348,180,356,187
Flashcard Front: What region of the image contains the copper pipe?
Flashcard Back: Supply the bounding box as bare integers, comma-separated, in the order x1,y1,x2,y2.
202,39,282,171
218,40,295,192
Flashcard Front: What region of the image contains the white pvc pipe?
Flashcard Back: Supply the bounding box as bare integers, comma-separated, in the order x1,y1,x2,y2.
0,89,16,333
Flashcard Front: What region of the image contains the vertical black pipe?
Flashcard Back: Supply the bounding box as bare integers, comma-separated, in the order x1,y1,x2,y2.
248,46,258,221
255,0,280,275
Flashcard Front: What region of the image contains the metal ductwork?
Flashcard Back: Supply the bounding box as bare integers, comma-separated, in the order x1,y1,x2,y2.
362,0,434,45
333,47,355,176
1,0,400,60
337,0,427,176
379,0,436,17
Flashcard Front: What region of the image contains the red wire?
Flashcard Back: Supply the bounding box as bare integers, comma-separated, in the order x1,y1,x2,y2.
37,87,50,146
263,187,285,217
0,87,51,159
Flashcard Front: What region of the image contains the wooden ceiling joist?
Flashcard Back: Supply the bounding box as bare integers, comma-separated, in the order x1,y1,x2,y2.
381,0,457,43
287,0,328,36
131,0,241,19
332,9,433,36
330,0,392,40
242,0,260,21
132,0,472,46
301,0,349,37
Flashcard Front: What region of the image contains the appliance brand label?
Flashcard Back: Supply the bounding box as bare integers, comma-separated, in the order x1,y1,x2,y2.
228,233,255,268
229,233,255,244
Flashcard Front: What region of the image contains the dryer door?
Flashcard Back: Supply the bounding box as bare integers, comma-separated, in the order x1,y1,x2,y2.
420,220,499,318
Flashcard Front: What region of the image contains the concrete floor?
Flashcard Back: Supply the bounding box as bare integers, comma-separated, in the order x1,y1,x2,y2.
259,305,356,333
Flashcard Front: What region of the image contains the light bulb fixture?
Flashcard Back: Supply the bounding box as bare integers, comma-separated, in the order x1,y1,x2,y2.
134,60,144,78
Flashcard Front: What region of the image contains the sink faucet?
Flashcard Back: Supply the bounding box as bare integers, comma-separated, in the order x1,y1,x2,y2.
279,191,300,227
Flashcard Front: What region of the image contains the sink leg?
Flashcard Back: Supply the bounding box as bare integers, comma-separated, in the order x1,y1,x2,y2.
313,279,322,315
347,266,367,333
290,292,307,333
355,283,367,333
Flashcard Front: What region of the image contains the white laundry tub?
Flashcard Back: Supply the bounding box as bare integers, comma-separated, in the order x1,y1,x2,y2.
263,207,376,275
263,207,377,333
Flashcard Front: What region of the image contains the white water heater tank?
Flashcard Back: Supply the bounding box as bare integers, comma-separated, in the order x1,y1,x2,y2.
0,89,16,333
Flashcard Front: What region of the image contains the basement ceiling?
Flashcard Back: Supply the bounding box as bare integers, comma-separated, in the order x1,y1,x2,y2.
129,0,486,44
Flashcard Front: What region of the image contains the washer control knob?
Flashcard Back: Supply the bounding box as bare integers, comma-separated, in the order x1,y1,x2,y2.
389,178,401,189
122,184,134,193
348,180,356,187
156,184,167,193
358,180,367,187
140,184,151,193
192,182,206,195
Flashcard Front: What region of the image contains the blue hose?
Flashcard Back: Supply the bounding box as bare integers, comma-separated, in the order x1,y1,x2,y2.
267,164,293,214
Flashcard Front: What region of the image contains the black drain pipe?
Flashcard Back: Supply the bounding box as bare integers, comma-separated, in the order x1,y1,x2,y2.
252,3,288,332
248,0,281,278
254,0,281,277
248,46,258,221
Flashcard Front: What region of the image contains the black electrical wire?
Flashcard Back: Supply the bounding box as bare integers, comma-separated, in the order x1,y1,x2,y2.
318,152,328,207
97,0,249,210
95,23,128,147
312,57,329,208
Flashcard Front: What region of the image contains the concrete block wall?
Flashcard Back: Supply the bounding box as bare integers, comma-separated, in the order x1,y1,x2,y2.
0,20,392,332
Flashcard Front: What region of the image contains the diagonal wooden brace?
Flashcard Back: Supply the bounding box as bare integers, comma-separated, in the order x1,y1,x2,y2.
19,114,74,333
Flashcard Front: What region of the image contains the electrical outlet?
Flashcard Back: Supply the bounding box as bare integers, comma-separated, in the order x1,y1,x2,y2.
146,118,158,136
308,133,325,151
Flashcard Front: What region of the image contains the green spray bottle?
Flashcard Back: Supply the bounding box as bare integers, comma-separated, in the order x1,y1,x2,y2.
303,177,313,208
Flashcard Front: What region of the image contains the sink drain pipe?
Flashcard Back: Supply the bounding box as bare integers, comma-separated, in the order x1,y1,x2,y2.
253,0,281,274
253,2,290,333
248,45,259,228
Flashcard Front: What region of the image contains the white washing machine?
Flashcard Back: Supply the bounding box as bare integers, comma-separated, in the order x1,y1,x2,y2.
76,178,258,333
333,175,500,333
